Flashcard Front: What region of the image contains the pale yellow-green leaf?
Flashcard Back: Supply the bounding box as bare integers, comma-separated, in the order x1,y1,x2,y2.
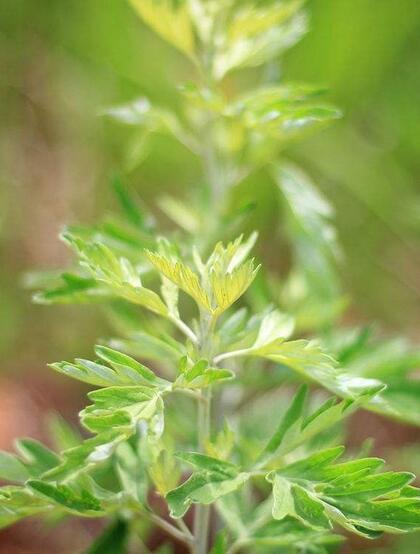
228,0,304,41
146,251,212,310
129,0,195,58
210,259,259,315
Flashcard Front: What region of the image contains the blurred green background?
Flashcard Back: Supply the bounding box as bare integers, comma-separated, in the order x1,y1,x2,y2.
0,1,419,552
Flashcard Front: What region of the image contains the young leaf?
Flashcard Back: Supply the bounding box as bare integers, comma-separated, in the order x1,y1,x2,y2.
129,0,195,58
63,232,169,316
145,250,212,310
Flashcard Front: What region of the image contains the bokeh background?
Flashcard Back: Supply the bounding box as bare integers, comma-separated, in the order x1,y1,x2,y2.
0,0,419,552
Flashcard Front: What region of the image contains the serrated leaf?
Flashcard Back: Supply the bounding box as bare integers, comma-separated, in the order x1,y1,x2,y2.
210,259,260,316
267,446,420,537
146,250,211,310
63,233,168,316
51,346,167,388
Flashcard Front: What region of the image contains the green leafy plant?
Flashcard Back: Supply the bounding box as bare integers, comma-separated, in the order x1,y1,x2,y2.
3,1,420,553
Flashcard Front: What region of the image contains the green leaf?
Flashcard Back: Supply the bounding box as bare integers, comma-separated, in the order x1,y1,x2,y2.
44,430,124,481
166,471,250,518
210,530,228,554
267,446,420,537
95,345,168,386
28,480,104,516
115,442,148,505
0,487,52,528
33,273,109,305
84,519,129,554
47,413,82,451
219,326,385,401
15,439,60,476
256,387,377,466
63,232,168,316
112,176,148,230
174,358,234,389
50,346,167,388
0,452,30,483
129,0,195,58
274,163,343,331
257,384,307,465
81,386,164,439
175,452,239,478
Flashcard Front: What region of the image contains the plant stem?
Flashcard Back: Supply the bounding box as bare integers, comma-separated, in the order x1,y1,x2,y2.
193,310,215,554
193,388,212,554
149,512,193,547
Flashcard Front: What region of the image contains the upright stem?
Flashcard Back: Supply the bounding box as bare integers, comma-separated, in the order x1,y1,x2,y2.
193,388,211,554
194,312,214,554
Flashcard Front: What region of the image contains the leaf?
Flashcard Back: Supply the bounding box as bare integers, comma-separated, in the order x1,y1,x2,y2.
15,439,60,476
271,475,295,520
158,195,200,234
108,330,185,364
274,163,343,331
175,452,239,478
81,386,164,439
210,259,259,316
174,358,234,389
115,442,148,504
0,452,30,483
210,530,228,554
149,449,181,497
326,330,420,426
102,97,198,154
145,250,211,310
267,446,420,537
84,519,129,554
257,384,307,465
95,345,168,387
33,273,109,305
166,471,250,518
50,346,168,388
63,232,168,316
0,487,52,528
218,326,385,401
28,480,104,516
256,387,376,466
44,430,124,481
213,1,308,79
47,414,82,451
112,176,149,230
129,0,195,58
